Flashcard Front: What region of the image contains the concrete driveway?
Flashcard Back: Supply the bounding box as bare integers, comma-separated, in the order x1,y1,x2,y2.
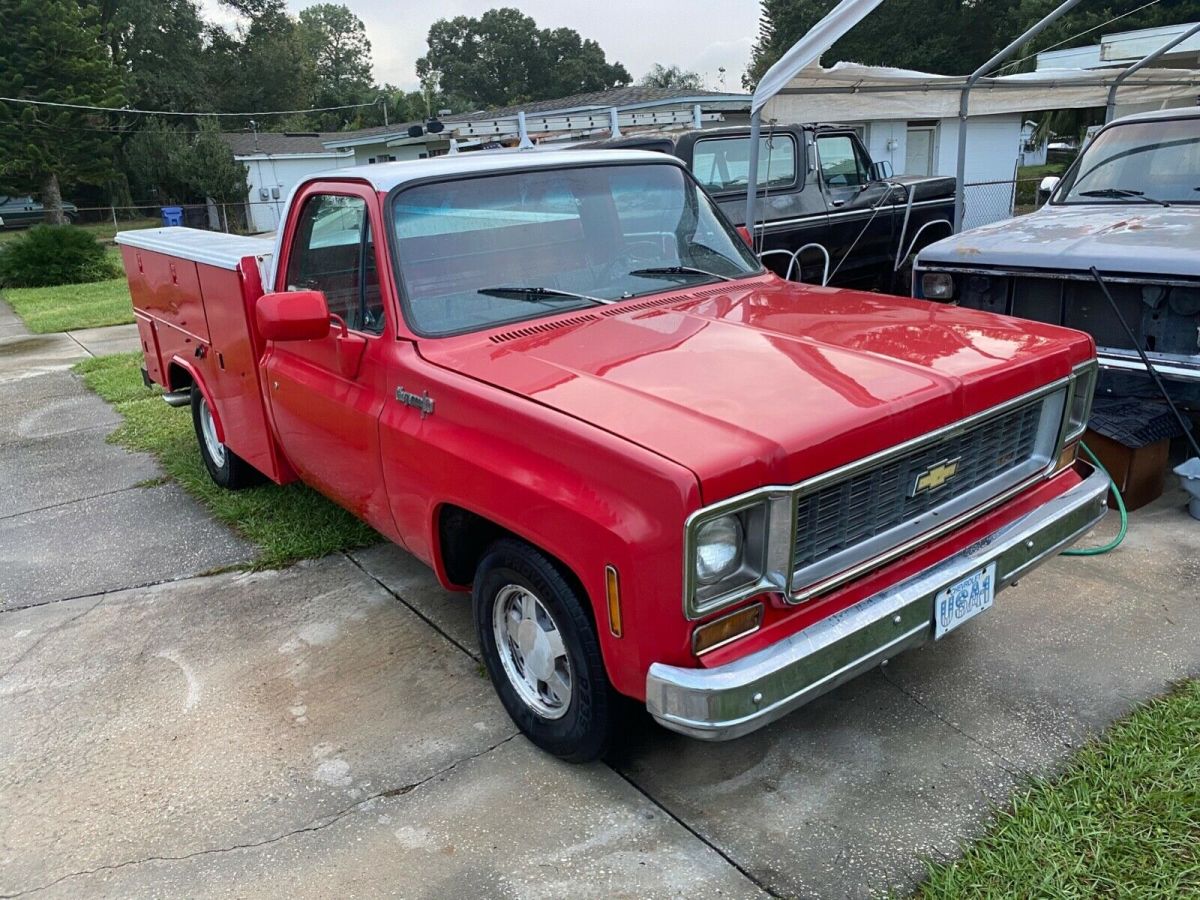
2,320,1198,898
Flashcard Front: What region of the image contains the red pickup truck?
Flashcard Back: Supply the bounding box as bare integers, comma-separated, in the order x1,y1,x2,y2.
115,149,1108,761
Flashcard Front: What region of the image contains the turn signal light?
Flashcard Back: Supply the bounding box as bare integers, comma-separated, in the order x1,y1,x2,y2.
692,603,764,656
605,565,622,637
1054,441,1079,474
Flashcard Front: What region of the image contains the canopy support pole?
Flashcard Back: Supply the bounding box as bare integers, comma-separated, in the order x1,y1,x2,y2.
954,0,1083,232
1106,22,1200,122
744,109,762,243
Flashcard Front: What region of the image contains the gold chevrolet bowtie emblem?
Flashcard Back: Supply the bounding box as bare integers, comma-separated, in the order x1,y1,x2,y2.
911,457,961,496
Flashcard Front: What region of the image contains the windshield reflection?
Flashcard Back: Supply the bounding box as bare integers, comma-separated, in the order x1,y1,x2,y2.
1058,119,1200,206
390,163,762,336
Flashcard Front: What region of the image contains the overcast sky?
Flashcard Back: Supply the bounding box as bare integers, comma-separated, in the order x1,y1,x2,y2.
198,1,761,93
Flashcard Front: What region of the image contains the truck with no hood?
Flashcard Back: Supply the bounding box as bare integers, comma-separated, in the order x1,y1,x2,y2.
582,124,956,292
913,107,1200,410
115,148,1107,761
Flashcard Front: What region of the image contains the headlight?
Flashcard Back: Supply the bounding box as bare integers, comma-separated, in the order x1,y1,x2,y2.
1064,361,1097,442
921,272,955,301
695,515,743,584
686,496,793,619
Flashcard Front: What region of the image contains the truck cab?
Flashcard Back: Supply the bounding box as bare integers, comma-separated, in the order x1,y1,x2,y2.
115,149,1106,761
583,125,955,292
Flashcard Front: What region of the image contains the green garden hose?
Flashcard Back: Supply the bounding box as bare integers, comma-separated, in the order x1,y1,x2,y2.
1063,441,1128,556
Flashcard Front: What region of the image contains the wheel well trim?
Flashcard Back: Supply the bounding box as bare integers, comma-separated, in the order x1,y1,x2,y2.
166,356,224,444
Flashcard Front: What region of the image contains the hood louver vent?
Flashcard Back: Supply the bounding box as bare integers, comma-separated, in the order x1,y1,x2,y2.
600,293,700,317
489,313,599,343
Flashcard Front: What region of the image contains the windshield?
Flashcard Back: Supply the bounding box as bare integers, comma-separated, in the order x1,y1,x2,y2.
390,162,762,336
1057,118,1200,205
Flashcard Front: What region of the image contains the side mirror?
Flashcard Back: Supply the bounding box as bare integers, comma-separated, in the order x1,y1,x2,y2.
1038,175,1061,205
870,159,894,181
257,290,331,342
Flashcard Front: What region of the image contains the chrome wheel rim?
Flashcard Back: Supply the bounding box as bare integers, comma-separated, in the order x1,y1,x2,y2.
198,396,226,467
492,584,572,720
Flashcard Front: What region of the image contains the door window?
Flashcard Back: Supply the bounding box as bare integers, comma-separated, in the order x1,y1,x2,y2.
817,135,870,189
692,134,797,193
284,194,385,335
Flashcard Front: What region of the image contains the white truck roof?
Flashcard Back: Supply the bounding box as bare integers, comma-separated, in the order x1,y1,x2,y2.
114,227,273,272
302,148,680,193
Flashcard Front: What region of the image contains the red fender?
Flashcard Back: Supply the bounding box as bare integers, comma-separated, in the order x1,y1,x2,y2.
168,355,225,444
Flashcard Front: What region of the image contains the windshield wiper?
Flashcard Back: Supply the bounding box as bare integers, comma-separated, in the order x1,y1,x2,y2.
1078,188,1170,207
628,265,733,282
477,286,615,305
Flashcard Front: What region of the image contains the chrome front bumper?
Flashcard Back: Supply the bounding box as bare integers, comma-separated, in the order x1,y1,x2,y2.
646,465,1110,741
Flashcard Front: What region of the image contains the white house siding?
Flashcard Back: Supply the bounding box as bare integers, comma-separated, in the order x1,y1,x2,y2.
935,115,1023,230
238,152,354,233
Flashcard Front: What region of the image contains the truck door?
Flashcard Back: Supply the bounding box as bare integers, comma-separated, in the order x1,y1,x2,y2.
815,132,900,288
261,183,399,531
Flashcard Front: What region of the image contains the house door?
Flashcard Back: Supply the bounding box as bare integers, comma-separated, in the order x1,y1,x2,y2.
905,125,936,177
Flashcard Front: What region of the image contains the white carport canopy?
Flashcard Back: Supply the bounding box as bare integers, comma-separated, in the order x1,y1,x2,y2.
764,61,1200,121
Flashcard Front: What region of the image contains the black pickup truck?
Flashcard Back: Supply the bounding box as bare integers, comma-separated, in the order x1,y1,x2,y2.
583,125,955,293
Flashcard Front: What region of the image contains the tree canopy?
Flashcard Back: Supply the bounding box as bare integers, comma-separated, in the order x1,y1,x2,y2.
417,8,631,109
746,0,1200,87
640,64,705,90
0,0,125,220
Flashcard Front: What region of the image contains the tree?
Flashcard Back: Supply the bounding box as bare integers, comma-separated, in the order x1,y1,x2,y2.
746,0,1200,88
87,0,208,114
0,0,125,222
299,4,375,129
640,64,704,90
202,10,313,123
417,8,630,109
123,119,245,208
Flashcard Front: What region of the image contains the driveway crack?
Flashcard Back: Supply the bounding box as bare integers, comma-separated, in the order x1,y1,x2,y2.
0,730,521,898
0,595,106,681
343,551,479,661
609,766,786,899
880,667,1020,776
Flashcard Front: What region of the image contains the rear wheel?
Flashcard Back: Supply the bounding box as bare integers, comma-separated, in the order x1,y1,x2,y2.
191,389,260,489
474,538,618,762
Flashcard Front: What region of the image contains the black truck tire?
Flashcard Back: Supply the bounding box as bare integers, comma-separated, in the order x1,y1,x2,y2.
474,538,618,762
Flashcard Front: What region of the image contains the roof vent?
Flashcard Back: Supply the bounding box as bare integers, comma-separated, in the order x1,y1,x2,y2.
489,313,599,343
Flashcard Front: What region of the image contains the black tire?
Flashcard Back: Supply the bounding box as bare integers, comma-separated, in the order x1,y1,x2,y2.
474,538,618,762
190,389,261,489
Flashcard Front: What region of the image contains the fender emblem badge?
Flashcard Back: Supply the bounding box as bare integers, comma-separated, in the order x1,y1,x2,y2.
911,457,961,496
396,387,435,419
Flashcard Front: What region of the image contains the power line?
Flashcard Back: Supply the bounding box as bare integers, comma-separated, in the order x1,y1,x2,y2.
0,96,381,117
990,0,1163,76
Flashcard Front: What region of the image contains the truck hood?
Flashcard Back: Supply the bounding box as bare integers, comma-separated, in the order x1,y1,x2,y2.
419,277,1092,501
918,204,1200,278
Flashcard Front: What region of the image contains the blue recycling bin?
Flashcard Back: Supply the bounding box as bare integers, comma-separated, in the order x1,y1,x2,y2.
161,206,183,227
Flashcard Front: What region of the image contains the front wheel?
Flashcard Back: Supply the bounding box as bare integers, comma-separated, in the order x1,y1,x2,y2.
474,538,618,762
191,389,260,489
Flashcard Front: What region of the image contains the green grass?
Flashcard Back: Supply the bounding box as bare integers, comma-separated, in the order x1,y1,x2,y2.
916,679,1200,898
1,271,133,333
1016,162,1071,212
0,217,160,245
75,352,380,569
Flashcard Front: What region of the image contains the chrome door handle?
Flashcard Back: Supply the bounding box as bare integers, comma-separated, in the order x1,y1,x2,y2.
831,200,845,208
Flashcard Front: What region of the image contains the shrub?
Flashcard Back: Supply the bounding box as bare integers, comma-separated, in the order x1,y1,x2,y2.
0,225,120,287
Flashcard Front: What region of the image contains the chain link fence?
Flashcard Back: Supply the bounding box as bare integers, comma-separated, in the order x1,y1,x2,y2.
43,199,290,239
961,177,1052,230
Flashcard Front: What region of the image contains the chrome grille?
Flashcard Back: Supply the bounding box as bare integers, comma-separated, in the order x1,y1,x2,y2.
792,395,1055,593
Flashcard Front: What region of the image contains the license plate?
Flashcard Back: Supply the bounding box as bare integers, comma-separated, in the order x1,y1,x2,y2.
934,563,996,639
